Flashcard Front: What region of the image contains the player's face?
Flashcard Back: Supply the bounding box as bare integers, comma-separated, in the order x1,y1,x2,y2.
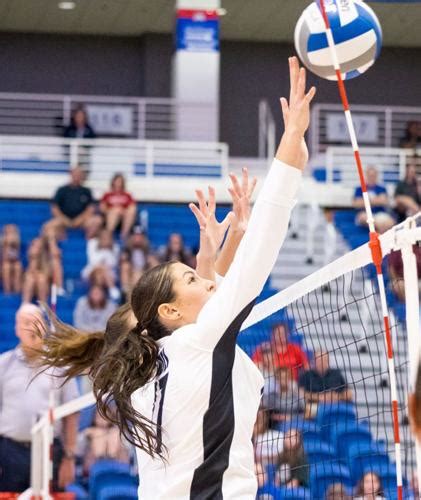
170,263,216,324
15,311,44,351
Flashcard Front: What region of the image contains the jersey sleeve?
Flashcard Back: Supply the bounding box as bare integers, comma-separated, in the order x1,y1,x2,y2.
174,159,302,351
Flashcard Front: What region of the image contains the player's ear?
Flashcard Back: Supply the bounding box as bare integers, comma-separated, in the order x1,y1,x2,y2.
157,303,180,322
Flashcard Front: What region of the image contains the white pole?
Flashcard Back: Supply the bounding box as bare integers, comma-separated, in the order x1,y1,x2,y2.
400,219,421,487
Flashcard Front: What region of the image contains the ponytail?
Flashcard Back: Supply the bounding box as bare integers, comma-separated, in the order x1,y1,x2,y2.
39,262,176,459
38,315,105,382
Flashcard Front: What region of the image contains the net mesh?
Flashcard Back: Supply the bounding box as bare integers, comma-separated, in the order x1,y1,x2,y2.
239,266,415,499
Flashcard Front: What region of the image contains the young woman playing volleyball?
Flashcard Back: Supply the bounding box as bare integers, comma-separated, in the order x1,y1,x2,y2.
39,57,316,499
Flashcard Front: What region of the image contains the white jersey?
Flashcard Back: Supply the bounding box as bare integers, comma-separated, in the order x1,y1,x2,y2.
131,159,302,500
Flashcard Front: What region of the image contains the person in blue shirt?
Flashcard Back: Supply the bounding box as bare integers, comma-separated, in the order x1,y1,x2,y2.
352,166,395,233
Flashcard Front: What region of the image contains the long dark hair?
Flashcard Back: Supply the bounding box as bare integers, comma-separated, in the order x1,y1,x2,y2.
39,262,176,458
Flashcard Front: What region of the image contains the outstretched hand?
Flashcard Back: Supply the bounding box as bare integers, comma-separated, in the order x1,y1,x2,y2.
228,167,257,233
189,187,234,259
276,56,316,170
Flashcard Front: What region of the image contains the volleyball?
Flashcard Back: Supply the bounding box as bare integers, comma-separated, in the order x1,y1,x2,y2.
294,0,382,80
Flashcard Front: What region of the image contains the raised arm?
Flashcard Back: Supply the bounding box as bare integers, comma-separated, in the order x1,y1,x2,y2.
176,57,316,350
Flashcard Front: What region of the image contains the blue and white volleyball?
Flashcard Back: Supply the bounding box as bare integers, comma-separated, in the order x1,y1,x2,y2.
294,0,382,80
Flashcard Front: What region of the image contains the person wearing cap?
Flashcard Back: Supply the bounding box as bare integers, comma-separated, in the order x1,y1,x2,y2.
0,304,79,492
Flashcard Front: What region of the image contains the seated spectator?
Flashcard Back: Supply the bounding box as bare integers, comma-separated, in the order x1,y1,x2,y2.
45,166,102,239
298,350,352,418
63,106,96,139
252,322,309,380
325,483,352,500
82,229,120,300
73,285,117,332
399,121,421,149
271,367,302,422
275,429,309,489
82,408,129,474
159,233,194,266
352,166,394,232
253,407,284,467
22,230,64,303
1,224,23,294
120,227,160,299
100,174,137,241
354,471,385,500
388,245,421,301
0,304,79,492
394,161,420,223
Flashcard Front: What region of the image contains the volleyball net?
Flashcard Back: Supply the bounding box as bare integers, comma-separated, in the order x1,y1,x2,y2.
28,215,421,499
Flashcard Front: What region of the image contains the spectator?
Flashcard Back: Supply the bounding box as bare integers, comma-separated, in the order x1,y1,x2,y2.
82,408,129,473
252,322,309,380
46,166,102,238
82,229,120,298
394,161,420,223
0,304,79,492
100,173,137,241
73,284,117,332
352,166,394,232
63,106,96,139
388,245,421,301
399,121,421,149
253,407,284,467
275,429,309,489
120,227,160,298
354,471,385,500
255,461,269,491
325,483,352,500
159,232,194,266
1,224,23,294
271,367,302,422
298,350,352,418
22,229,64,303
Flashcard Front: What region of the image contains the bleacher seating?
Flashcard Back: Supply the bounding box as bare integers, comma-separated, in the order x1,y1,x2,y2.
0,200,413,498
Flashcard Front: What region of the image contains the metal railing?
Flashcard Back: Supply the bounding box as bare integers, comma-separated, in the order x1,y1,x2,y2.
0,135,229,181
310,103,421,154
324,146,420,188
0,92,215,141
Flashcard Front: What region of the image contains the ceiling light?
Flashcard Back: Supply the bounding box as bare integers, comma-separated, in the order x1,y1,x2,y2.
58,1,76,10
217,8,227,16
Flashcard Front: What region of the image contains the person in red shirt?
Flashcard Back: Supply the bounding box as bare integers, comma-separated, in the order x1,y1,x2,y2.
252,322,309,380
100,173,137,241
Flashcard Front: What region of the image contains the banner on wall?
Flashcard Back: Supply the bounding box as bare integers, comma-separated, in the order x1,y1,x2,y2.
326,113,379,143
86,105,133,136
176,9,219,52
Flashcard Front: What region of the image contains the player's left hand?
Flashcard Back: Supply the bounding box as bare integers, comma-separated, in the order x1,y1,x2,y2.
189,187,234,258
228,167,257,233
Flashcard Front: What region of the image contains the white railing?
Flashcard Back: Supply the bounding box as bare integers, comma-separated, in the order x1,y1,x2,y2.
310,103,421,154
324,146,420,189
0,92,216,141
258,100,276,163
0,135,229,182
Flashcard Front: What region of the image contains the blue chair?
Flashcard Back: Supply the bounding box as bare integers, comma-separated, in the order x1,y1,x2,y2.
317,402,356,439
310,462,353,499
276,486,311,499
65,482,89,500
347,442,390,483
89,460,136,498
78,403,96,431
330,422,372,459
97,484,138,500
303,439,336,465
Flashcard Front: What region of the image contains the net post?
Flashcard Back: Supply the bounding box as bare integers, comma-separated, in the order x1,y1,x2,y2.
400,218,421,487
317,1,403,496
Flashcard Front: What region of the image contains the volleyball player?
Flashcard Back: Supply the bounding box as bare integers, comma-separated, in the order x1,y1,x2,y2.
39,57,316,499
